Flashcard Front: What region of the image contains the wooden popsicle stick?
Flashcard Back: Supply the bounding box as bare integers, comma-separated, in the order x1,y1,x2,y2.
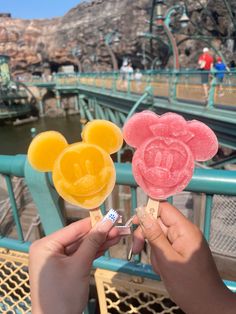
145,198,160,219
89,208,103,226
128,201,159,262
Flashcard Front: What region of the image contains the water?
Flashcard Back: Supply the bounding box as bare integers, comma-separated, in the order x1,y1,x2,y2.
0,115,82,155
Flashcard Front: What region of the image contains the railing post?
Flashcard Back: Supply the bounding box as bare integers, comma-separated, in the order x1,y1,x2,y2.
127,75,131,96
207,74,216,108
171,70,178,102
146,74,151,92
111,72,116,93
55,90,61,109
24,160,65,235
102,74,106,91
93,73,96,88
4,175,24,241
203,194,213,241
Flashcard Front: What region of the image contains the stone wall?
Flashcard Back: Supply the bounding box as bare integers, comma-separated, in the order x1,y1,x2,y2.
0,0,235,76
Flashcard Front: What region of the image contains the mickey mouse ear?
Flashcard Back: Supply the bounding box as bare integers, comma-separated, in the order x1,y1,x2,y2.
82,120,123,154
123,111,159,148
187,121,218,161
28,131,68,171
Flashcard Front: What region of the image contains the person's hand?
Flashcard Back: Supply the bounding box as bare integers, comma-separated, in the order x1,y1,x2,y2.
29,215,120,314
133,202,236,314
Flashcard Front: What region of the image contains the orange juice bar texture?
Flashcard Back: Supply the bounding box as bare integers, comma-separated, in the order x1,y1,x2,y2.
28,120,123,209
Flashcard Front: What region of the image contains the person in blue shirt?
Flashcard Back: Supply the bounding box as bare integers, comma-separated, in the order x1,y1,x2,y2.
214,57,226,96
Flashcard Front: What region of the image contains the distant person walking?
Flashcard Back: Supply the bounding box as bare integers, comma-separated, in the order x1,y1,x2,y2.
120,61,127,81
198,47,214,99
120,60,133,90
126,62,134,80
214,57,226,96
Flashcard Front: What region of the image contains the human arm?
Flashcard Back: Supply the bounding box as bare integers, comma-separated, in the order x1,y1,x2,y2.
133,202,236,314
198,55,205,69
29,215,120,314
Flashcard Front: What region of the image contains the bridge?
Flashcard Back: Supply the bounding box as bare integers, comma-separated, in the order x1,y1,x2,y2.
26,70,236,150
1,70,236,313
0,155,236,313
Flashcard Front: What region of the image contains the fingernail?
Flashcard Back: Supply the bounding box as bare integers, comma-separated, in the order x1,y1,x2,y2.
136,206,155,229
127,246,133,261
97,209,119,232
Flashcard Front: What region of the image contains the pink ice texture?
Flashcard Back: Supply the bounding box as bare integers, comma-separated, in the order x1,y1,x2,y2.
123,110,218,200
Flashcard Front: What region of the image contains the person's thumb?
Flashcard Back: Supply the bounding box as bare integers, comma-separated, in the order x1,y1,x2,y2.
136,207,177,262
74,209,119,264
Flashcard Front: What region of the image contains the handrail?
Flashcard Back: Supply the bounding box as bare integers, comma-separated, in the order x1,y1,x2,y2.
1,155,236,241
24,70,236,129
115,162,236,195
0,155,236,195
0,154,236,294
52,69,236,77
0,154,26,177
24,69,236,82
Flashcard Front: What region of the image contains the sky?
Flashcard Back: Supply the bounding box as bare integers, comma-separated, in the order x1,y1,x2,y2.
0,0,85,19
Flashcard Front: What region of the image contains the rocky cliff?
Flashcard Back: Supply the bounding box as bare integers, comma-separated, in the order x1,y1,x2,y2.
1,0,236,76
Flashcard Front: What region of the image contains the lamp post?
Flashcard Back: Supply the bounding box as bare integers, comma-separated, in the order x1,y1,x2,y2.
164,4,189,29
153,0,189,70
98,29,120,71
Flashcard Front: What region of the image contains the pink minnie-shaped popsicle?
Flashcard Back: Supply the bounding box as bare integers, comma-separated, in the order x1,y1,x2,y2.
123,110,218,217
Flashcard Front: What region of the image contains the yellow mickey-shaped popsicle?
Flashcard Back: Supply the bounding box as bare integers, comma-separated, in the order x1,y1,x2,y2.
28,120,123,210
28,131,68,172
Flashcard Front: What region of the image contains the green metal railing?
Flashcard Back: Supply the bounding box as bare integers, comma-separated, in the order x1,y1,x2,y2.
0,154,236,292
57,70,236,150
25,69,236,109
52,69,236,103
23,70,236,150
